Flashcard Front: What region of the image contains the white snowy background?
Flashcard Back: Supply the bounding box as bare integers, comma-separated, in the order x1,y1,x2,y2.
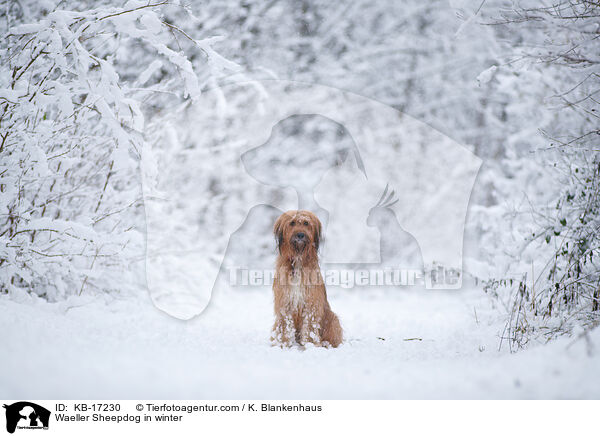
1,0,599,398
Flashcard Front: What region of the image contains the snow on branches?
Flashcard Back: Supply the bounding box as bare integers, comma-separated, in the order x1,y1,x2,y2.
0,0,237,299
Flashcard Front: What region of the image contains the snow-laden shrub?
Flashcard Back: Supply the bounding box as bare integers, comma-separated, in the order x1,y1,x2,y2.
479,0,600,348
0,0,236,299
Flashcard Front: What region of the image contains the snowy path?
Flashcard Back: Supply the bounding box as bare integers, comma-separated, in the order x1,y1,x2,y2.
1,287,599,399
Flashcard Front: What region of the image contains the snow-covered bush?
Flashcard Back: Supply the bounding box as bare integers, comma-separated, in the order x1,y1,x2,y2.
479,0,600,348
0,0,235,300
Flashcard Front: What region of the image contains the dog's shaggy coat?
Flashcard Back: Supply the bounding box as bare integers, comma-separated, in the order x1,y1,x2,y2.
271,210,342,347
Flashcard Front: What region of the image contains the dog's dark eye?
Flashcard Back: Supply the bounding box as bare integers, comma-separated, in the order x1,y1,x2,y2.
290,221,295,226
303,221,308,226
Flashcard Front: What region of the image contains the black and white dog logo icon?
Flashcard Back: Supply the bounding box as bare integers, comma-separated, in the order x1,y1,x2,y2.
3,402,50,433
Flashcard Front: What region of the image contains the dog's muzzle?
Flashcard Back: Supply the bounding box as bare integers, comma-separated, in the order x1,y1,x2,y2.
291,232,307,251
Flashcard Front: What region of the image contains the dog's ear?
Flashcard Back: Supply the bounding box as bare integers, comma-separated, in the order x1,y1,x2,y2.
313,216,322,251
273,214,285,253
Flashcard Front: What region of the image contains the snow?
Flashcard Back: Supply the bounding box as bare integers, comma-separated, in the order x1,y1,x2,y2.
477,65,497,86
1,285,598,399
1,0,598,402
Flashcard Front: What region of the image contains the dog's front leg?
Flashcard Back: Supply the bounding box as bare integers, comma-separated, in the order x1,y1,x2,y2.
271,313,295,347
298,308,322,346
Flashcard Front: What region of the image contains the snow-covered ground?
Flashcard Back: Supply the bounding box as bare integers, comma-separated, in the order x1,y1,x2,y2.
1,285,598,399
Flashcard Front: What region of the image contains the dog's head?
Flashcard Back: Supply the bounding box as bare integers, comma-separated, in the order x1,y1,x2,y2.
274,210,322,259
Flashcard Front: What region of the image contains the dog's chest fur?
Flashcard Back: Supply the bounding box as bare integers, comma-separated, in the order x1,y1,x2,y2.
288,268,305,310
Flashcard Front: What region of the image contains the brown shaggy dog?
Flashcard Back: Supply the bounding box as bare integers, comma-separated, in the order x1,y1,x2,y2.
271,210,343,348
